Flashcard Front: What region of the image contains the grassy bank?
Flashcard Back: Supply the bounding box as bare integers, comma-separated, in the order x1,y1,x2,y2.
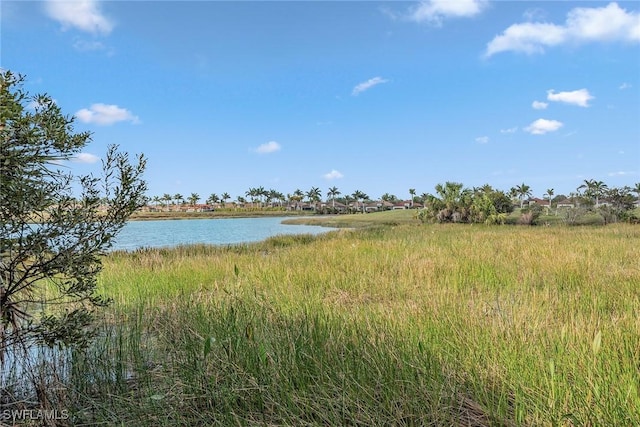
282,208,418,228
67,222,639,425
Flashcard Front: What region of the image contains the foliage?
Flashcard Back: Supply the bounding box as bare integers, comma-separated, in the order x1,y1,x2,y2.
0,71,146,404
518,204,543,226
563,206,588,225
419,182,513,224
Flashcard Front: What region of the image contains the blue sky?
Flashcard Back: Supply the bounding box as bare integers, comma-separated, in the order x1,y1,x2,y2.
2,0,639,201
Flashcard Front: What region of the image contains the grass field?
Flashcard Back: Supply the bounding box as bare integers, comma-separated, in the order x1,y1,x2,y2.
68,212,639,425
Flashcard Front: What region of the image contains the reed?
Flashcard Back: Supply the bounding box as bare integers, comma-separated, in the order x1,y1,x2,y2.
67,222,639,425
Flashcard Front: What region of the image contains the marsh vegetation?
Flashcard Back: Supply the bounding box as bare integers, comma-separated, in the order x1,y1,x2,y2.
59,214,639,425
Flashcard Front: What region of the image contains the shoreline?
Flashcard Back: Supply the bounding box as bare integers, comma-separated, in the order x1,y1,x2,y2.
128,210,316,221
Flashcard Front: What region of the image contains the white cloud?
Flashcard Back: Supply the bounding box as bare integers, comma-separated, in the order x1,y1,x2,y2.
323,170,344,180
352,77,388,96
532,100,548,110
500,127,518,134
485,2,640,57
525,119,563,135
254,141,281,154
44,0,114,35
547,89,594,107
475,136,489,144
408,0,487,24
72,152,100,163
485,22,566,56
619,82,632,90
565,2,640,42
608,170,637,176
75,103,139,125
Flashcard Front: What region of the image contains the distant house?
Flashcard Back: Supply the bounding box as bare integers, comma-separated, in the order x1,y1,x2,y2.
326,201,348,213
556,199,574,209
392,200,413,210
378,200,394,211
528,198,550,208
185,204,213,212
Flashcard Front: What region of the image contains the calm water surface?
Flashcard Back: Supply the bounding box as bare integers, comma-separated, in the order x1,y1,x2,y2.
110,217,330,251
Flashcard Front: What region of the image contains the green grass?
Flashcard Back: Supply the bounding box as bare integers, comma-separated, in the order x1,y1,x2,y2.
282,209,419,228
66,221,640,425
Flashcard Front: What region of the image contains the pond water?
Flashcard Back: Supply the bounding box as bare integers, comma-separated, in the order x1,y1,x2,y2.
110,217,330,251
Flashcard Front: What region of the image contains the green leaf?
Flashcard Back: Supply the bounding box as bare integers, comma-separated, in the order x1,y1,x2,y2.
592,330,602,355
204,336,215,358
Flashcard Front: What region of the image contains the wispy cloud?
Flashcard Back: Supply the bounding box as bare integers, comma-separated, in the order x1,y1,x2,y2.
44,0,114,35
475,136,489,144
254,141,281,154
75,103,139,125
547,89,594,107
500,127,518,134
485,2,640,57
73,40,113,55
619,82,632,90
532,100,548,110
352,77,388,96
323,170,344,180
524,118,563,135
608,170,637,176
72,152,100,164
407,0,487,25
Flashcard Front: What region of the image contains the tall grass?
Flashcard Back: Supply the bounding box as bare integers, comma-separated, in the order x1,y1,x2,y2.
66,222,639,425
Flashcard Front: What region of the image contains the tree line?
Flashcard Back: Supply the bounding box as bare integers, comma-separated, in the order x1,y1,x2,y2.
146,180,640,221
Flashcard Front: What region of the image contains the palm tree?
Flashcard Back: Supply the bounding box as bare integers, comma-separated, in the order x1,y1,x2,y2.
207,193,219,207
480,183,493,194
545,188,554,214
327,186,340,211
508,187,518,203
256,186,267,208
162,193,172,210
221,192,231,207
173,193,184,209
352,190,368,214
435,182,464,210
291,189,304,210
152,195,161,208
188,193,200,206
409,188,416,208
592,181,607,207
515,183,531,208
264,189,274,207
380,193,396,202
578,179,608,206
246,187,257,208
306,187,321,210
268,189,283,207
